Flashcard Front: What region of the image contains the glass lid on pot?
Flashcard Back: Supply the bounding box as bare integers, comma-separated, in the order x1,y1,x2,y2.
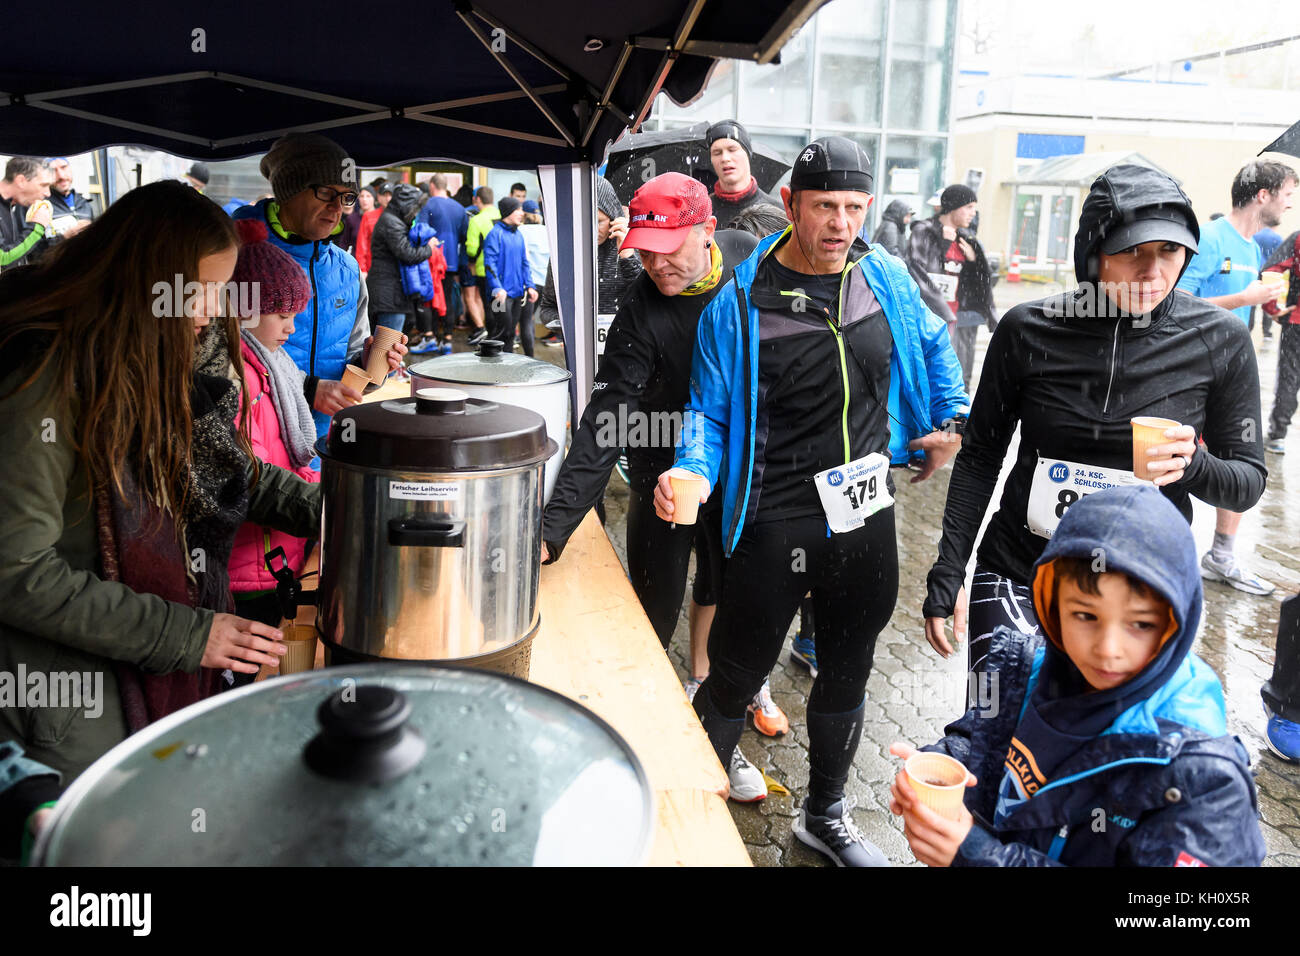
409,339,572,386
34,665,653,866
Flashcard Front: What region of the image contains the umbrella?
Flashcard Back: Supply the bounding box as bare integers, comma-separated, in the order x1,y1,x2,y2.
605,121,791,206
0,0,826,169
1259,120,1300,160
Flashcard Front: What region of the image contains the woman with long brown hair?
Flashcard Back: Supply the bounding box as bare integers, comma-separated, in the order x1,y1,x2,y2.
0,181,321,783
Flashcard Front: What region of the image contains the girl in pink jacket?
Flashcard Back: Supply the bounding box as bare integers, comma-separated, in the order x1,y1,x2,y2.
228,219,321,630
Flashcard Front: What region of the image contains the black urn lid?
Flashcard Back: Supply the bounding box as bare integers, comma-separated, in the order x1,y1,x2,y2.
320,387,555,471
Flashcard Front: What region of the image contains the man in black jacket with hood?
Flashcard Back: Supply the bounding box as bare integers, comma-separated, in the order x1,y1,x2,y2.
923,163,1266,670
907,184,998,389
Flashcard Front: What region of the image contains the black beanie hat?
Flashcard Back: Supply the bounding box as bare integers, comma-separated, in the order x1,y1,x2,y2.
706,120,752,157
939,184,978,215
498,196,522,218
790,136,873,193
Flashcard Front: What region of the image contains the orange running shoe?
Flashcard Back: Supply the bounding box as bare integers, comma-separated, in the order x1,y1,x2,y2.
748,678,789,736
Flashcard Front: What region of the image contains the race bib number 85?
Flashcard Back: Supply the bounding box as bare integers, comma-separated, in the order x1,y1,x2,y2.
1027,457,1144,538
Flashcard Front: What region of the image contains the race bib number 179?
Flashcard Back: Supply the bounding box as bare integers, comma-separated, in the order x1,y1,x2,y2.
814,453,894,534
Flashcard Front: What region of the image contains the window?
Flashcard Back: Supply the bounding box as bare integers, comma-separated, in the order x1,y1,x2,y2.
814,0,888,128
886,0,956,132
738,28,812,125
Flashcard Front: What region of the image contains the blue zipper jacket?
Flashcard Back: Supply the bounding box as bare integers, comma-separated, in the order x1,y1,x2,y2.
401,222,437,299
674,228,969,554
927,486,1265,867
233,199,362,437
483,220,534,299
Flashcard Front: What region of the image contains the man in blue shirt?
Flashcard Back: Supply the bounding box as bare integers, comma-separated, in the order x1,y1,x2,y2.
1177,159,1296,597
414,173,471,353
1255,226,1284,338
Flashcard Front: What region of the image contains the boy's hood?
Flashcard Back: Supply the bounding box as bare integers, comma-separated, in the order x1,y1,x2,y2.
1032,485,1203,710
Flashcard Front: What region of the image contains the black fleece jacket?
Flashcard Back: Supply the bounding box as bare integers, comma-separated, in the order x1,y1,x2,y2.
541,229,757,560
924,288,1266,618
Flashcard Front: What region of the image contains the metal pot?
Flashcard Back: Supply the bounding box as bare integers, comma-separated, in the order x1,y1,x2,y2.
409,340,571,505
315,388,557,676
32,665,654,866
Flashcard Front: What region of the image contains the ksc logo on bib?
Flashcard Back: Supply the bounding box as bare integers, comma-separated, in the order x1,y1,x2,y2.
827,470,844,487
1048,462,1070,483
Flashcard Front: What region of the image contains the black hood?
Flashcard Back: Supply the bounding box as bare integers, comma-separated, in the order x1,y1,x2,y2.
880,199,911,225
389,183,425,225
1073,163,1199,284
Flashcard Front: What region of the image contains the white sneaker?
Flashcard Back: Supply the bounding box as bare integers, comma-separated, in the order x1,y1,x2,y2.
746,678,790,736
727,748,767,802
1200,551,1276,596
683,677,702,703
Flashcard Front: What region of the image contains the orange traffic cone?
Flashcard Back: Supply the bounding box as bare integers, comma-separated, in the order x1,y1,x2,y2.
1008,253,1021,283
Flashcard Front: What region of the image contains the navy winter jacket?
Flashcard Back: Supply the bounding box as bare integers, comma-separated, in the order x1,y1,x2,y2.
401,222,438,299
926,486,1266,867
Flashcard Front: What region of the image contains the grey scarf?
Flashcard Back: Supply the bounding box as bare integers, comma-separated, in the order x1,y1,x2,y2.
239,328,317,469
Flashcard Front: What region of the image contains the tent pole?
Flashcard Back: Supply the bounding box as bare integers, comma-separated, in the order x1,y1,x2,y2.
457,9,578,147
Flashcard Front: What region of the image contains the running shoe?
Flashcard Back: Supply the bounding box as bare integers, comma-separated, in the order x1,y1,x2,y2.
747,678,789,736
793,796,889,867
408,335,440,355
790,634,818,679
1266,710,1300,762
467,328,487,346
1200,551,1276,596
614,453,630,485
727,748,767,803
683,677,702,703
1267,438,1285,455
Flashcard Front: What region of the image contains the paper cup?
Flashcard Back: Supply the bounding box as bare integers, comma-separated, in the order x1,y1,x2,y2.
667,469,707,526
1131,416,1181,480
340,364,371,399
278,622,318,675
905,752,969,821
1262,270,1289,310
365,326,402,383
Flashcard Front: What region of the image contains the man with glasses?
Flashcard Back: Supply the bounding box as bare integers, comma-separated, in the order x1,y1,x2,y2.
234,133,407,437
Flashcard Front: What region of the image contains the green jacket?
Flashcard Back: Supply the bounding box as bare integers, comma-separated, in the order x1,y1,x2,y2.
0,356,321,782
465,206,501,278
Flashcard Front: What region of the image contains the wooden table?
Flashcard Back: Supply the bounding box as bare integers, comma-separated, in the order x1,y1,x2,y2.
262,375,749,866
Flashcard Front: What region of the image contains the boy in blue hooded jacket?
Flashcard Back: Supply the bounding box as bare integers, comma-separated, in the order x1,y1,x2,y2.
890,485,1265,866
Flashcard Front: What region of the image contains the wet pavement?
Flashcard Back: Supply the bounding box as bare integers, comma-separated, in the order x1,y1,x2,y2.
586,278,1300,867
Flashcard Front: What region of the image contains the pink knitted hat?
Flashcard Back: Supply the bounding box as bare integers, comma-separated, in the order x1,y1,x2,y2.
231,219,313,317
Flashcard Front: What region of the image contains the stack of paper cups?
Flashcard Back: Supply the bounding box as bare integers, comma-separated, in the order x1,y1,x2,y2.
366,315,405,383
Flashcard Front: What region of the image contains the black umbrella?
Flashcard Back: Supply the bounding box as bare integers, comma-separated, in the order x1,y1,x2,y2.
1259,120,1300,160
0,0,826,168
604,121,791,206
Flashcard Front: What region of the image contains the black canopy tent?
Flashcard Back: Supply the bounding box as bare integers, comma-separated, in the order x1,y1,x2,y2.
0,0,826,415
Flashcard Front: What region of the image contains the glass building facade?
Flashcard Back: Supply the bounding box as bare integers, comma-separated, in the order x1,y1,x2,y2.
648,0,958,233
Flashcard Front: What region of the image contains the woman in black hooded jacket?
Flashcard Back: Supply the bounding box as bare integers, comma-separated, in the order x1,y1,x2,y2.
368,183,436,322
922,164,1266,670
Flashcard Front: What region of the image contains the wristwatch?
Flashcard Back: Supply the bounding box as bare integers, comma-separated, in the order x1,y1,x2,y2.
939,414,968,437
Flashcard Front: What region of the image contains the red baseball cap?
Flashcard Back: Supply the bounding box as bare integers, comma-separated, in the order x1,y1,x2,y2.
622,172,712,254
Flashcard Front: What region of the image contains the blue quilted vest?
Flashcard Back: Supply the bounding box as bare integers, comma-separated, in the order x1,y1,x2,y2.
233,199,362,437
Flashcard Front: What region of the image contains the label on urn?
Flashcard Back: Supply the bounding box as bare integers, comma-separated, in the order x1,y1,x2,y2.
389,480,461,500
